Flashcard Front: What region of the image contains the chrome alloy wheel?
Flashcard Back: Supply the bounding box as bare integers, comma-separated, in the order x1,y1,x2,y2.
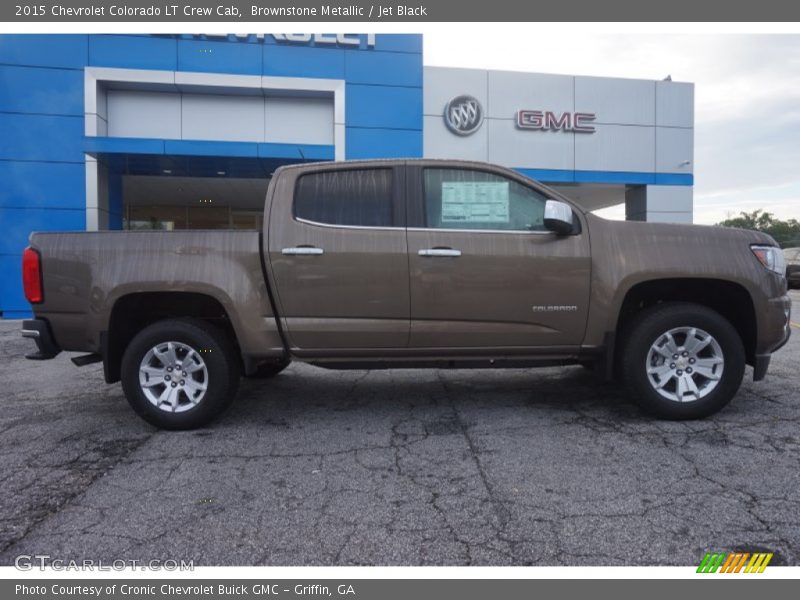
645,326,724,403
138,341,208,412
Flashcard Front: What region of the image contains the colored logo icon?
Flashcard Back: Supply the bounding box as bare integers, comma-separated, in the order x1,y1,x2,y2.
444,95,484,136
697,552,773,573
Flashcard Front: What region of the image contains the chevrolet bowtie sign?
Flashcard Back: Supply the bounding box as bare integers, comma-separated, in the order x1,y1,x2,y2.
516,110,597,133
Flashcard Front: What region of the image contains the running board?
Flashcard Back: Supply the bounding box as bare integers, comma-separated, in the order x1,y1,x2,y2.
71,353,103,367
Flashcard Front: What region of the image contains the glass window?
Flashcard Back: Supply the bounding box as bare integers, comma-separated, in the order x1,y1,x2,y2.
294,169,394,227
126,206,188,230
423,168,548,231
231,211,264,230
187,206,230,230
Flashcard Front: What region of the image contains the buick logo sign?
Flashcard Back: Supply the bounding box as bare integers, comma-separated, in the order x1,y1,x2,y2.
444,95,484,136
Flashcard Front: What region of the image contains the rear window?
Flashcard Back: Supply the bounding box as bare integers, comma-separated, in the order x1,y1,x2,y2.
294,169,394,227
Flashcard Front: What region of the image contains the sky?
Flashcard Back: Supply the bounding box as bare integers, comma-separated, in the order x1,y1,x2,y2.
424,33,800,224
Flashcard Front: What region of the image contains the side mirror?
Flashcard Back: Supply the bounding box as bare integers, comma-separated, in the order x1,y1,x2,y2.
543,200,575,235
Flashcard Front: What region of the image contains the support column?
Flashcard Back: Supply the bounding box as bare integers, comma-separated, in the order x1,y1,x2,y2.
108,170,123,230
85,154,110,230
626,185,693,223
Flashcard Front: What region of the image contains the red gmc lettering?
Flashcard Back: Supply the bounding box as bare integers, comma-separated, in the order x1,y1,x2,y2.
517,110,544,129
573,112,596,133
516,110,596,133
544,111,571,130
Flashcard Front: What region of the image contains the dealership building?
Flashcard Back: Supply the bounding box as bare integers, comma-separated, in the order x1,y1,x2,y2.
0,34,694,318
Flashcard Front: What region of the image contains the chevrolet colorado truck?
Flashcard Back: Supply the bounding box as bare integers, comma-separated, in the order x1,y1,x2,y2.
21,160,791,429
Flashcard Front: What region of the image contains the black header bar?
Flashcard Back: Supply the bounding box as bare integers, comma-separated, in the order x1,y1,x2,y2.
4,0,800,22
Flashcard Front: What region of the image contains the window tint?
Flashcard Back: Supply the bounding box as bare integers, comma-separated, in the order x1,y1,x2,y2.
423,169,547,231
294,169,393,227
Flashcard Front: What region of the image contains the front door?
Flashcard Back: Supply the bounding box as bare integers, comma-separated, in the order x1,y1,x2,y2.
406,165,591,350
267,165,409,350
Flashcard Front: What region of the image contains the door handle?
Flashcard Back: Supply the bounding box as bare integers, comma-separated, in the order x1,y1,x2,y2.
418,248,462,257
282,247,324,256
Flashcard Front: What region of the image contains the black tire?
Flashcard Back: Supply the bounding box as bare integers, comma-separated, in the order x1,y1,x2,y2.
121,318,240,430
621,302,745,420
245,359,290,379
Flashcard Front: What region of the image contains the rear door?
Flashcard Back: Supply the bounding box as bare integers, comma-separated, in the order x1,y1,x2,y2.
406,164,591,350
267,164,409,351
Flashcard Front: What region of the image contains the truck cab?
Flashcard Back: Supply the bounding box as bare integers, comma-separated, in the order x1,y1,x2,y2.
267,160,590,355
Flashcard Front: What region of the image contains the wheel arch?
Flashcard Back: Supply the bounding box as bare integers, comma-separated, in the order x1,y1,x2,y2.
104,291,241,383
613,278,757,367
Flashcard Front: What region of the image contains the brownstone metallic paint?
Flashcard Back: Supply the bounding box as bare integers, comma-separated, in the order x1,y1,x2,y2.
27,159,790,369
266,162,410,349
405,228,590,348
29,230,284,358
581,213,790,355
264,160,595,354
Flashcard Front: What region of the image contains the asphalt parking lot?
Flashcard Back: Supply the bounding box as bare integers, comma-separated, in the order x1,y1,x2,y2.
1,294,798,566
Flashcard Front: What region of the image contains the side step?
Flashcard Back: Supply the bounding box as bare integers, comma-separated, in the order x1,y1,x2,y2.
71,353,103,367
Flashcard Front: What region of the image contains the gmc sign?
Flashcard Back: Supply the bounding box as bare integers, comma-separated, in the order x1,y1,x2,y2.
516,110,597,133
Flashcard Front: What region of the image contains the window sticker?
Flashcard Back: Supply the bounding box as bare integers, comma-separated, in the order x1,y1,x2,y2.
440,181,510,223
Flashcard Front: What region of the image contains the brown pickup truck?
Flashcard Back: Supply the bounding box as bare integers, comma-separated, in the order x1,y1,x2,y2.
21,160,791,429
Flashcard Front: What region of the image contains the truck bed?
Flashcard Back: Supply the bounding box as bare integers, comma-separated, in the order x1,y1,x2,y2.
28,229,284,360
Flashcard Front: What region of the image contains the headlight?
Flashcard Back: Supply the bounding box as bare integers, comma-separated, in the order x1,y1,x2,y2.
750,244,786,276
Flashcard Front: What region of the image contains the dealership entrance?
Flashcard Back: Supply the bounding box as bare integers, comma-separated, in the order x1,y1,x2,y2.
81,62,346,233
89,151,311,231
110,154,277,232
123,174,268,230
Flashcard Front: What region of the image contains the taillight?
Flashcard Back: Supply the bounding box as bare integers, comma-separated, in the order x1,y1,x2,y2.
22,247,43,304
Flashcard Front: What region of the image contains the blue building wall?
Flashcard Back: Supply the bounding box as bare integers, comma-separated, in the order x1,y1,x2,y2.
0,34,424,318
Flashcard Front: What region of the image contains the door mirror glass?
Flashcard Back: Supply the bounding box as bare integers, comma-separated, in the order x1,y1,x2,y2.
543,200,575,235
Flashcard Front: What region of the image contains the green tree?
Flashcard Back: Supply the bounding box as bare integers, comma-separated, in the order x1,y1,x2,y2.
716,210,800,248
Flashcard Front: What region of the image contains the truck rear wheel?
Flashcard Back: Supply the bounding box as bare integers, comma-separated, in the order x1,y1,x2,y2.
121,318,240,430
621,302,745,419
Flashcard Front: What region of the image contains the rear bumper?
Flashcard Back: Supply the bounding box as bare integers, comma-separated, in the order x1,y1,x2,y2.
21,319,61,360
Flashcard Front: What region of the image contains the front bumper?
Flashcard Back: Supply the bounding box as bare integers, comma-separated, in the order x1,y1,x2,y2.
753,293,792,381
22,319,61,360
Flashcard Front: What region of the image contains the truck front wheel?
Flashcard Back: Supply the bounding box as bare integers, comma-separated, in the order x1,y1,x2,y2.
120,318,240,430
621,302,745,419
